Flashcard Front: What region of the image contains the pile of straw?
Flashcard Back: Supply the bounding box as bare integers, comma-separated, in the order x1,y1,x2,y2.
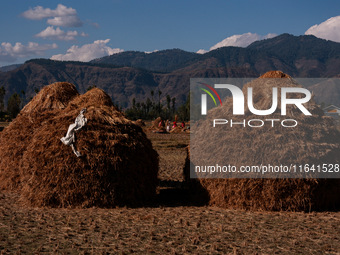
188,71,340,211
134,119,146,127
0,82,159,208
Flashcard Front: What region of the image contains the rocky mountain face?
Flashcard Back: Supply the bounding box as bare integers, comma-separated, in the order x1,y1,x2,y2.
91,49,199,72
93,34,340,78
0,59,256,108
1,34,340,108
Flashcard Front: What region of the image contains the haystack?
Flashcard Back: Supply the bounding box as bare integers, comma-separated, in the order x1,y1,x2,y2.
134,119,146,127
188,71,340,211
152,117,162,129
0,82,159,208
169,126,183,134
148,117,168,133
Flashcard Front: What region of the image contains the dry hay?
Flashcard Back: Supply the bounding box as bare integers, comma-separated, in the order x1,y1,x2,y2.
169,126,183,134
148,117,168,133
134,119,146,127
0,82,159,208
151,117,162,129
188,71,340,211
260,70,291,78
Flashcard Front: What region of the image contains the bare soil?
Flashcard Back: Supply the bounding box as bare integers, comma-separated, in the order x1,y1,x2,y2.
0,129,339,254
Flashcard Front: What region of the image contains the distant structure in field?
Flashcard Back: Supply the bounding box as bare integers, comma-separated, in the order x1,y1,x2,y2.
323,105,340,122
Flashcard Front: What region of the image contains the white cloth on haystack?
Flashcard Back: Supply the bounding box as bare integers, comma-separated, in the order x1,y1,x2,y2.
60,108,87,157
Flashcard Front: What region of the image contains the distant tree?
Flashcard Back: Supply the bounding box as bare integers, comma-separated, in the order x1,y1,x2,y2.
166,95,171,111
171,97,176,113
87,85,97,91
146,97,152,114
150,90,154,103
136,102,141,109
141,102,146,116
124,94,190,121
320,102,325,109
7,93,21,119
0,86,5,112
132,97,136,109
177,93,190,121
158,90,162,115
20,89,26,108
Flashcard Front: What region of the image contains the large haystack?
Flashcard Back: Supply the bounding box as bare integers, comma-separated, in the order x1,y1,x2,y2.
0,82,79,190
0,82,159,207
188,71,340,211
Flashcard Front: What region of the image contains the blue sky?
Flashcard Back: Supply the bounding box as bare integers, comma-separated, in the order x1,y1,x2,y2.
0,0,339,66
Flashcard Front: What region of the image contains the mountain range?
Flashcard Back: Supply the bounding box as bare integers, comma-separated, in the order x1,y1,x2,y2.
0,33,340,108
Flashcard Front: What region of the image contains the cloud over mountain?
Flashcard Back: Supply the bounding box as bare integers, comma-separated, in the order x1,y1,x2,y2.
0,42,57,62
51,39,123,62
305,16,340,43
22,4,83,27
210,32,277,50
196,49,208,54
35,26,87,41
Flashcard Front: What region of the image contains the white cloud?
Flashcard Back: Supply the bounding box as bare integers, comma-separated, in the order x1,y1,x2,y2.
145,50,159,54
22,4,77,20
197,49,208,54
22,4,83,27
51,39,123,62
0,42,57,62
35,26,88,41
210,32,277,51
305,16,340,43
47,16,83,27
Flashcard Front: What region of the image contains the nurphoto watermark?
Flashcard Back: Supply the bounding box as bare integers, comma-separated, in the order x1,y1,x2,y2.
190,78,340,178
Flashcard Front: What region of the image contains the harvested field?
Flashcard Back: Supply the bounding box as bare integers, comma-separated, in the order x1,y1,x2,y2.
0,131,339,254
0,79,339,253
147,132,189,182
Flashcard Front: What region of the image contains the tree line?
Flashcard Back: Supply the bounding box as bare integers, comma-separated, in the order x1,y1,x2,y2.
0,86,24,121
0,86,190,122
125,89,190,121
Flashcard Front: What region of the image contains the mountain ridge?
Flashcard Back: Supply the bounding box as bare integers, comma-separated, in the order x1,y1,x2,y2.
91,33,340,77
1,33,340,108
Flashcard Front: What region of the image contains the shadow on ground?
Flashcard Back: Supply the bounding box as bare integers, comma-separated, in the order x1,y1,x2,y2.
156,180,209,207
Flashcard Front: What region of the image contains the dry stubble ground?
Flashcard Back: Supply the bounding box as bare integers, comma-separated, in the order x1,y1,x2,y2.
0,125,339,254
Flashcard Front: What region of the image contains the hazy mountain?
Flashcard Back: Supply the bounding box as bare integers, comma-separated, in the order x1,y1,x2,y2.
247,33,340,77
1,34,340,108
92,34,340,78
91,49,199,72
0,64,22,72
0,59,256,108
0,59,159,108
